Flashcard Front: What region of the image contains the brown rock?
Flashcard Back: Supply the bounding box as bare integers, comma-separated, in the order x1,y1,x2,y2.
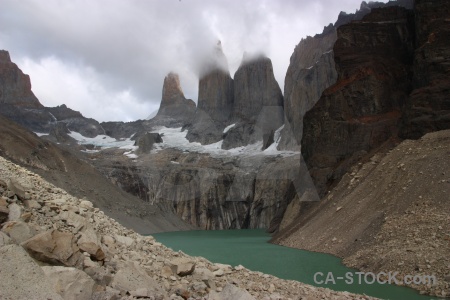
1,221,35,244
0,205,9,224
153,72,196,127
7,178,31,200
0,50,43,109
21,229,82,267
170,257,196,277
0,244,63,300
42,266,95,300
302,6,415,196
111,261,166,297
77,227,105,260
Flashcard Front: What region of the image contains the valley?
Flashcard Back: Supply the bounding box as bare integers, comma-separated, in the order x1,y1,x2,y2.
0,0,449,299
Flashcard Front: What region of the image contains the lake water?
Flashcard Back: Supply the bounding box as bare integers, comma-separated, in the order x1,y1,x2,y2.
153,229,440,300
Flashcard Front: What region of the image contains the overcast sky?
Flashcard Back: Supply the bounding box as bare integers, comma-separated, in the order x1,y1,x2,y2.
0,0,387,122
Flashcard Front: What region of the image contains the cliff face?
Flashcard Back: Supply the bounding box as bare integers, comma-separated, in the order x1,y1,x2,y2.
92,150,306,232
278,0,414,151
152,73,196,127
278,28,338,150
222,56,284,150
0,50,105,137
400,0,450,138
186,43,234,144
301,6,415,196
0,50,42,109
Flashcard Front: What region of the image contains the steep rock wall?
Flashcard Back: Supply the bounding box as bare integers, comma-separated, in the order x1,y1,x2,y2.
223,55,284,150
301,6,415,196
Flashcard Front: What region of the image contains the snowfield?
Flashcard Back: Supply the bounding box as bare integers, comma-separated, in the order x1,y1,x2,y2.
150,125,299,158
66,125,298,159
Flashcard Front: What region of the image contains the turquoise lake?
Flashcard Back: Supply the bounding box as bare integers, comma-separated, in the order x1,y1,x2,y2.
153,229,441,300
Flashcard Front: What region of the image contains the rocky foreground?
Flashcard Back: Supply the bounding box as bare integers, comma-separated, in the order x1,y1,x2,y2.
276,130,450,298
0,155,375,300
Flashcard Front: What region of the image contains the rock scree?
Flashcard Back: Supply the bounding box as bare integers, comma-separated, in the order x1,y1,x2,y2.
0,155,375,300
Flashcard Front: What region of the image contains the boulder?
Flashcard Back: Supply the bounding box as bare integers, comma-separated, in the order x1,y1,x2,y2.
1,221,35,243
0,231,12,247
23,199,41,209
7,178,31,200
111,261,166,297
42,266,95,300
0,244,63,300
77,227,105,260
79,199,94,211
61,210,88,232
7,203,21,221
115,234,134,247
208,283,255,300
169,257,196,276
0,205,8,224
84,266,113,286
21,229,83,267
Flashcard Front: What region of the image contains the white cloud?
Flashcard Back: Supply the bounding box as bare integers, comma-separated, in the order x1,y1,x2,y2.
0,0,388,122
19,56,156,122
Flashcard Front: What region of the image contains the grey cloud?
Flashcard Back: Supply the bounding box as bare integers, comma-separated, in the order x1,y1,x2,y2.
0,0,386,121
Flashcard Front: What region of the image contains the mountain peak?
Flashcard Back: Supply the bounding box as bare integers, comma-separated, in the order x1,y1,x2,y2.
162,72,185,103
0,50,11,63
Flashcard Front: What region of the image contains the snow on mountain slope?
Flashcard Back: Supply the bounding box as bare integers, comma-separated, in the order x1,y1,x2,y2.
66,125,298,159
68,131,137,151
151,126,298,158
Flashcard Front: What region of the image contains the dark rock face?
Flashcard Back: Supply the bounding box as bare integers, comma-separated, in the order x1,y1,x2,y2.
47,122,75,144
232,56,283,122
0,50,42,109
302,6,415,196
152,73,196,127
0,51,105,137
278,0,415,151
186,43,234,144
135,133,163,154
101,120,145,140
400,0,450,138
222,56,284,150
93,148,309,231
278,30,338,150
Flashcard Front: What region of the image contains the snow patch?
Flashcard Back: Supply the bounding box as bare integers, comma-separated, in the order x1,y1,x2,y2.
223,123,236,134
34,132,49,137
150,126,298,158
68,131,137,158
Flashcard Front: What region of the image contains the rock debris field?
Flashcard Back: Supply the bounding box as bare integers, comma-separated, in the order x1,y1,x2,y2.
0,155,375,300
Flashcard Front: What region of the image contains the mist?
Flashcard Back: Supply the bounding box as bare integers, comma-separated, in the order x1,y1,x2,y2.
0,0,386,122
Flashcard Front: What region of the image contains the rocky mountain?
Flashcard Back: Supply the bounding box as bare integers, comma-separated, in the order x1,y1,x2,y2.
301,5,415,197
299,0,449,198
0,50,42,109
186,42,234,145
278,0,415,151
277,26,337,150
274,129,450,298
273,1,449,297
90,145,313,232
152,72,196,127
0,115,191,233
0,50,105,138
400,0,450,138
222,55,284,150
